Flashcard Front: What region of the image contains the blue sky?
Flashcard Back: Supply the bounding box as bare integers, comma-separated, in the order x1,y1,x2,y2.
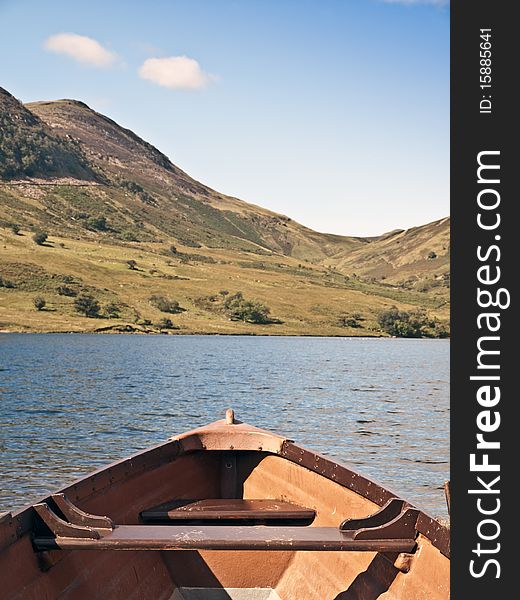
0,0,449,236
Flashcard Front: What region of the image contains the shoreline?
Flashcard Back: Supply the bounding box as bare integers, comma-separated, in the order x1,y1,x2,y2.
0,328,449,339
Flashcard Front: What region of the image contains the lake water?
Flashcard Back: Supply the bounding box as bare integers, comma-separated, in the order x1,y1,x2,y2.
0,334,449,517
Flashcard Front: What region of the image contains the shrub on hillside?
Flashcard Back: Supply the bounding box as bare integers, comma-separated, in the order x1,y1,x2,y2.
157,317,175,330
337,313,364,328
86,216,108,231
104,302,120,318
193,291,278,325
120,230,139,242
33,296,46,311
74,294,101,318
193,296,216,310
10,224,20,235
223,292,271,324
121,180,142,194
32,231,48,245
149,295,182,314
414,278,442,293
377,306,438,338
0,275,15,288
57,285,77,297
435,323,450,338
119,180,157,206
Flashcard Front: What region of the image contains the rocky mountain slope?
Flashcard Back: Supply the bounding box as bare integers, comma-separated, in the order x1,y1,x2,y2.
1,86,365,261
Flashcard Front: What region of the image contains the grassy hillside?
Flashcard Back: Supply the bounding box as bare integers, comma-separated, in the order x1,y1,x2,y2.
325,217,450,293
0,226,449,335
0,85,449,335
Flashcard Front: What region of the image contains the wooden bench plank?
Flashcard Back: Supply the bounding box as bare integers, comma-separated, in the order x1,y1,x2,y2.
141,499,316,522
34,524,416,552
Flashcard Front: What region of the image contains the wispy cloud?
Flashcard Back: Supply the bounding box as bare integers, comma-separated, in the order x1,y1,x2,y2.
382,0,449,6
44,33,118,68
138,56,212,90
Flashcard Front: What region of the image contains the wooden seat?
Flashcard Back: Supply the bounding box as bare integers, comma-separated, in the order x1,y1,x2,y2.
34,523,417,552
32,495,419,554
140,499,316,523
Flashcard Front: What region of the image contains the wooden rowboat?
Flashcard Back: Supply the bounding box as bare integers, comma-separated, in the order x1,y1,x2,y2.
0,410,449,599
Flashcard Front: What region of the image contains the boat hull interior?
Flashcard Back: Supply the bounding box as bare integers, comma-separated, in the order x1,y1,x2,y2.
0,419,450,600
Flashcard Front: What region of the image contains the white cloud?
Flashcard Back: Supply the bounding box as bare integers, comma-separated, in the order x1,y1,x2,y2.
139,56,211,90
382,0,449,5
44,33,117,67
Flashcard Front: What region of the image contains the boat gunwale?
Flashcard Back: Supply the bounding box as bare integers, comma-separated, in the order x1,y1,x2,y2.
0,419,450,559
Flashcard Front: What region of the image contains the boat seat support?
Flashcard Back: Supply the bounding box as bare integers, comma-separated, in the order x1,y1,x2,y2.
50,493,114,530
340,498,420,541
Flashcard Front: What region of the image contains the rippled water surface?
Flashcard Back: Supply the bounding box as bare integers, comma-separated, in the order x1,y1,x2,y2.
0,334,449,516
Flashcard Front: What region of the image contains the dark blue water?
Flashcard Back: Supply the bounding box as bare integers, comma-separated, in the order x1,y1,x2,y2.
0,335,449,517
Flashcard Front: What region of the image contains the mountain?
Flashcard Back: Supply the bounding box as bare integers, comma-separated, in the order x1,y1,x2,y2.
0,86,449,335
3,90,363,261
